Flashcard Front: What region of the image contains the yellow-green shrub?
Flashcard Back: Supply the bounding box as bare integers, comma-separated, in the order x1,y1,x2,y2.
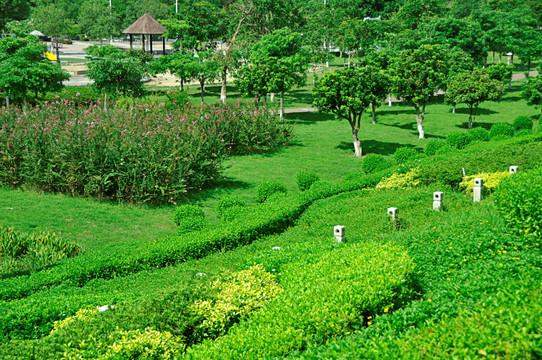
191,264,282,338
459,171,510,195
376,168,421,190
50,307,98,335
63,327,182,360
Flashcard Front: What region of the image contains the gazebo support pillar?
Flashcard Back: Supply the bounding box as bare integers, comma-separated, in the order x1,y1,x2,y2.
142,34,145,51
162,37,166,55
129,34,133,50
150,35,153,54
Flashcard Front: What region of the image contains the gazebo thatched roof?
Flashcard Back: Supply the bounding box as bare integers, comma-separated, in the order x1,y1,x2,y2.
123,12,166,35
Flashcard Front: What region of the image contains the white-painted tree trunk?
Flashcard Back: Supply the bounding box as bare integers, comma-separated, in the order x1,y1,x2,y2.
220,68,227,104
5,96,9,108
270,93,275,102
452,104,456,114
417,123,425,139
388,93,392,106
353,136,362,157
279,91,284,121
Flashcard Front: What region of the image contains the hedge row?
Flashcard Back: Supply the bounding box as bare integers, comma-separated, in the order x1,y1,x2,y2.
0,173,386,302
186,243,415,359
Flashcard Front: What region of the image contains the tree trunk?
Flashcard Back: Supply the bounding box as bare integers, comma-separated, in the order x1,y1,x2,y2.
263,94,267,107
352,128,362,157
452,104,456,114
200,79,205,105
180,78,184,91
468,106,474,129
55,38,60,63
220,67,227,104
492,51,495,64
388,93,392,106
104,92,107,112
270,93,275,102
415,103,425,139
5,96,10,108
371,103,376,124
279,91,284,121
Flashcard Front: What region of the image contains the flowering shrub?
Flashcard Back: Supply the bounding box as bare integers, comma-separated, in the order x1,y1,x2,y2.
0,102,291,203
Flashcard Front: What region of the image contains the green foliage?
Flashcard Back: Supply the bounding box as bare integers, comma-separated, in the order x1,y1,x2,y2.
376,168,421,190
489,123,514,140
87,51,149,97
424,139,452,156
63,327,183,360
0,0,29,32
445,68,503,128
522,75,542,112
256,180,288,203
459,171,510,195
173,205,206,234
296,172,320,191
467,127,489,142
394,147,421,164
446,131,473,149
485,63,514,84
191,265,282,338
0,36,69,104
362,154,391,174
494,167,542,236
512,116,534,131
216,195,246,221
84,44,123,57
0,225,80,277
186,243,415,359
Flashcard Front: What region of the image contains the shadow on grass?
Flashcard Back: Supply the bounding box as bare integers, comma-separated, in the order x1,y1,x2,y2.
456,121,496,130
285,111,336,125
179,178,253,204
335,140,417,155
453,108,499,116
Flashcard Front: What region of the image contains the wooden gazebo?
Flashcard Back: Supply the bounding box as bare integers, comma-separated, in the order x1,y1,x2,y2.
122,11,167,54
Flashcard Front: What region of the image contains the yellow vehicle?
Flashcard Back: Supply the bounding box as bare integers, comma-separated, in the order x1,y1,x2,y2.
44,51,57,61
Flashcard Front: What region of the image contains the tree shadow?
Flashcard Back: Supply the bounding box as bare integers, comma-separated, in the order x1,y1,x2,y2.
335,140,418,156
285,112,335,125
456,121,495,130
453,108,498,116
179,178,253,204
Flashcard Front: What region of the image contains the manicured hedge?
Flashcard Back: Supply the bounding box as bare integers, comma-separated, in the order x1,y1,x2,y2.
0,171,386,302
186,242,415,359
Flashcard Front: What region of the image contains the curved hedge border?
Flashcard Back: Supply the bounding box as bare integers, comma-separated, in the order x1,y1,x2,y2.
0,173,386,302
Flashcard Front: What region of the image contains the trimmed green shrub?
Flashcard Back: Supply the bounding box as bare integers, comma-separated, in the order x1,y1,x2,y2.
446,131,473,149
494,167,542,236
362,154,391,174
216,195,245,221
514,129,532,137
256,180,287,203
394,147,421,164
467,127,489,142
173,205,206,234
512,116,533,131
424,139,451,156
296,172,320,191
459,171,510,195
489,123,514,140
186,243,415,359
0,226,80,277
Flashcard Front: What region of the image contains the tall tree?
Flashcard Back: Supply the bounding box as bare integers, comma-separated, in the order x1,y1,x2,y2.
393,44,449,139
445,68,503,129
522,75,542,116
33,4,72,62
313,67,374,157
0,36,69,105
149,50,199,91
78,0,120,44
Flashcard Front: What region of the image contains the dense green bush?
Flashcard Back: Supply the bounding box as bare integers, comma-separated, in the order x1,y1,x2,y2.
467,127,489,142
446,131,473,149
0,226,80,277
296,172,320,191
187,243,415,359
173,205,206,234
512,116,533,131
424,139,451,156
216,195,246,221
362,154,391,174
256,180,288,203
489,123,514,140
514,129,533,137
494,167,542,236
394,147,421,164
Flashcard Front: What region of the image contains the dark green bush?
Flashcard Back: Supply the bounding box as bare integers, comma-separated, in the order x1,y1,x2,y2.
362,154,391,174
173,205,206,234
216,195,245,221
514,129,532,137
296,172,320,191
424,140,451,156
489,123,514,140
467,127,489,142
394,147,421,164
494,167,542,236
512,116,533,131
446,131,473,149
256,180,287,203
